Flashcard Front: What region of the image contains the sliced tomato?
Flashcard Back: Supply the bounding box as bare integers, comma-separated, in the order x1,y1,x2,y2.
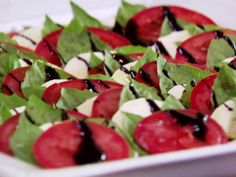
190,74,217,115
35,29,63,67
2,66,31,97
135,109,227,154
125,6,216,45
86,27,131,48
42,79,122,105
0,114,20,155
88,63,105,75
91,88,122,119
33,121,130,168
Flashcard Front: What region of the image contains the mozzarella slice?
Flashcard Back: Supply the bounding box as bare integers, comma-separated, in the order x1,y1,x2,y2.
12,27,42,50
39,121,60,131
167,84,186,99
41,79,68,88
10,106,26,116
112,98,163,130
64,52,104,79
112,61,137,85
76,96,98,116
158,30,191,58
211,100,236,137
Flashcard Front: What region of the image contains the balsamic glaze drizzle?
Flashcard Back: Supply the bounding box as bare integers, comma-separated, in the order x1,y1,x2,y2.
167,110,208,140
119,66,130,74
45,66,61,82
74,121,105,164
129,70,137,79
224,103,233,111
17,34,36,45
25,111,38,125
104,64,113,76
163,6,183,31
154,41,170,56
228,59,236,70
139,69,153,86
190,80,196,87
111,54,131,66
22,58,33,65
88,31,100,52
146,99,160,113
84,79,98,93
201,79,218,109
129,85,139,98
61,110,70,121
177,47,198,64
97,80,110,89
76,56,89,67
162,69,177,85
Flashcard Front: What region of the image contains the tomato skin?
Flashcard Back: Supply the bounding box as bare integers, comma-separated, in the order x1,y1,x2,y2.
134,109,227,154
125,6,216,45
33,121,130,168
91,88,122,119
190,74,217,115
2,66,31,97
86,27,131,48
35,29,63,67
0,114,20,155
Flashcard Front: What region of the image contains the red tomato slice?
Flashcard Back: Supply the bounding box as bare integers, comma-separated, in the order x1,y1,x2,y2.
190,74,217,115
125,6,216,45
2,66,31,97
86,27,131,48
35,29,63,67
135,109,227,154
0,114,20,155
91,88,122,119
88,63,106,75
42,79,122,105
33,121,130,168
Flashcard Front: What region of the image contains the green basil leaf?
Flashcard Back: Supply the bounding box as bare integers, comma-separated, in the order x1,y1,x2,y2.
89,33,110,51
58,19,91,62
0,93,26,109
115,0,145,29
0,53,20,77
161,95,185,110
26,95,62,124
212,64,236,105
10,113,42,164
87,74,115,82
89,52,103,68
131,47,157,72
116,45,147,55
0,103,12,124
104,50,121,76
0,32,17,44
56,88,98,110
70,1,102,27
41,15,61,37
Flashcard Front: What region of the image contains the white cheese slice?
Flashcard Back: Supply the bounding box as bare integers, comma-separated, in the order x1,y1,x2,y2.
158,30,191,58
111,61,137,85
211,100,236,137
10,106,26,116
39,121,60,131
167,84,186,99
76,96,98,116
41,79,68,88
12,27,42,50
112,98,163,130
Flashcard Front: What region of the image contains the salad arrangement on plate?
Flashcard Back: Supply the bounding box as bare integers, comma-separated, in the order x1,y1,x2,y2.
0,0,235,169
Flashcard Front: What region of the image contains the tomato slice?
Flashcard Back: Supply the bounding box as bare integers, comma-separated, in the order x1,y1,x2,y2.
125,6,216,45
42,79,122,105
33,121,130,168
190,74,217,115
35,29,63,67
91,88,122,119
135,109,227,154
0,114,20,155
88,63,106,75
2,66,31,97
86,27,131,48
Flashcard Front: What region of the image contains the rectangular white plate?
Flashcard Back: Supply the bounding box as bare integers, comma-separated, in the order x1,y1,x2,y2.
0,0,236,177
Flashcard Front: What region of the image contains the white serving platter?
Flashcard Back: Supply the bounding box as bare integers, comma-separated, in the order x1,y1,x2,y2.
0,0,236,177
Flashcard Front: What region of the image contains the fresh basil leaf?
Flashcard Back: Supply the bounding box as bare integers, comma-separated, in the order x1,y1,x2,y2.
207,37,236,69
0,53,20,77
184,24,205,36
41,15,60,37
58,19,91,62
87,74,115,82
131,47,157,72
21,61,46,98
104,50,120,76
0,93,26,109
115,0,145,29
89,33,110,51
0,103,12,124
10,113,42,164
121,112,147,155
203,25,221,31
89,52,103,68
26,95,62,124
157,56,210,106
161,95,185,110
212,64,236,105
116,45,147,55
70,1,102,27
56,88,98,110
0,32,17,44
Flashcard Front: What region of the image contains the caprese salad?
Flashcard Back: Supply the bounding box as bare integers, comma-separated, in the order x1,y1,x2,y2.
0,0,235,169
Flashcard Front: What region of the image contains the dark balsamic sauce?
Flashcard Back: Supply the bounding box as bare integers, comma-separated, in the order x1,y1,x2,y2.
211,90,218,109
139,69,153,85
154,41,170,56
84,79,98,93
224,103,233,111
129,70,137,79
45,66,61,82
129,85,139,98
146,99,160,112
97,80,110,89
74,121,105,164
87,31,99,52
104,64,113,76
76,56,89,67
120,66,130,74
112,22,124,35
167,110,208,140
228,59,236,70
162,69,177,85
111,54,131,66
22,58,33,65
163,6,183,31
17,34,36,45
177,47,198,64
61,110,70,121
190,80,196,87
25,111,38,125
